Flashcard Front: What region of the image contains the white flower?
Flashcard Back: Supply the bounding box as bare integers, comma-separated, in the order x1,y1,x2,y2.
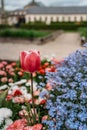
5,118,13,125
20,86,27,94
14,79,27,85
0,116,4,125
0,108,12,119
1,118,13,130
0,85,8,90
8,83,14,86
8,85,19,94
26,81,37,91
24,93,32,100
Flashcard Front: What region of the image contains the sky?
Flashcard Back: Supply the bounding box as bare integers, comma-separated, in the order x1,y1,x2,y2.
1,0,87,10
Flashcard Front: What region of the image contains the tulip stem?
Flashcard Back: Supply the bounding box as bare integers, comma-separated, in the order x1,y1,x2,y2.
30,73,36,124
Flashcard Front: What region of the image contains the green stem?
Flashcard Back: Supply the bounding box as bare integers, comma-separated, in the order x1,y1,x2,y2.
30,73,36,124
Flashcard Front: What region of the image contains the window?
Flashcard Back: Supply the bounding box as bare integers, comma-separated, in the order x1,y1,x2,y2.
56,17,59,22
39,17,42,22
68,16,70,22
62,16,65,22
29,17,31,22
80,16,83,21
34,17,36,21
51,17,53,22
74,16,77,21
45,17,47,22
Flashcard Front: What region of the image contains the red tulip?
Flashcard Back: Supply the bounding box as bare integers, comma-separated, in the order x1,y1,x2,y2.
20,50,40,73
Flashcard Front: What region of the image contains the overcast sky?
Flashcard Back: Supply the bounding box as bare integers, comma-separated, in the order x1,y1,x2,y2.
1,0,87,10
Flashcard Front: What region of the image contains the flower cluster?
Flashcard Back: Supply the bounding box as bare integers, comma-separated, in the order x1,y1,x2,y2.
0,108,13,130
0,61,24,85
0,79,48,129
45,50,87,130
0,51,58,130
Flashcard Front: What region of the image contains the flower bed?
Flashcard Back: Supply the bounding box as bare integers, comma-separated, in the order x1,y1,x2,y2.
45,50,87,130
0,49,87,130
0,54,58,130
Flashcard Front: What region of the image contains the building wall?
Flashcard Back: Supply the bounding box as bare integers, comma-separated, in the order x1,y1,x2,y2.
7,16,18,25
1,13,87,25
26,14,87,24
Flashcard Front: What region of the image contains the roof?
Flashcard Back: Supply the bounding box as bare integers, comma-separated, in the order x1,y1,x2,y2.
24,1,44,9
26,6,87,14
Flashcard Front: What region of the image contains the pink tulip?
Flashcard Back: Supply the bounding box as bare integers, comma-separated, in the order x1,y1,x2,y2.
20,50,40,73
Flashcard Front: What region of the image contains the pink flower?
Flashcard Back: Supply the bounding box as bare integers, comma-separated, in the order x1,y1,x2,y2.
24,124,43,130
1,61,8,65
42,115,48,121
13,97,24,103
24,126,33,130
6,119,27,130
0,70,7,76
0,63,4,69
8,71,15,76
46,83,52,91
33,90,40,96
1,77,7,83
32,124,43,130
20,50,40,73
6,65,12,70
11,62,17,67
8,78,13,83
6,94,13,100
19,110,28,118
18,71,23,76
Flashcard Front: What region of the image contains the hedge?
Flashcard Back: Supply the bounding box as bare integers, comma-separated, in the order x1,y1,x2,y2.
20,21,87,31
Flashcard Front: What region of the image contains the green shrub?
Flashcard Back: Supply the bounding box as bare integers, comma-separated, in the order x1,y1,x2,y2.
78,27,87,38
0,28,50,38
20,21,87,31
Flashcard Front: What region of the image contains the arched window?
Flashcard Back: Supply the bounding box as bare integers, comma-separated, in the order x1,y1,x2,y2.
56,17,59,22
74,16,77,21
29,17,31,22
80,16,83,22
68,16,71,22
39,17,42,22
51,17,53,22
45,17,47,22
34,17,36,22
62,16,65,22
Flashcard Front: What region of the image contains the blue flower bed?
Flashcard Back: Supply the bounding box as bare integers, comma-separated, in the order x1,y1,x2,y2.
45,50,87,130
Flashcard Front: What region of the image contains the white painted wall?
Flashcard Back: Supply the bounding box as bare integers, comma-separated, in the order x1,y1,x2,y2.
25,14,87,24
1,13,87,25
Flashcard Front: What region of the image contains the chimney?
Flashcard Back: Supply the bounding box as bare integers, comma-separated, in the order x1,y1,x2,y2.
1,0,4,12
32,0,35,3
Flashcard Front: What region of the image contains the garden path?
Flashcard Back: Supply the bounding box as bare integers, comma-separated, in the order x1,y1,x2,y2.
0,32,85,61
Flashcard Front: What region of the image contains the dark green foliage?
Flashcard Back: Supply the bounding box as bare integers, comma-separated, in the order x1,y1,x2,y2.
0,28,50,38
20,21,87,31
78,27,87,38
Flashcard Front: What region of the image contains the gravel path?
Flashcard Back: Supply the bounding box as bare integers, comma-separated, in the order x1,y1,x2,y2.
0,32,85,61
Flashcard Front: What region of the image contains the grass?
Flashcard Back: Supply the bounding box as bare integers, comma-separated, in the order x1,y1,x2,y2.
0,28,50,38
78,27,87,38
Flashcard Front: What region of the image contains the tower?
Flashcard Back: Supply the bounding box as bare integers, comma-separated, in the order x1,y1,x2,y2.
1,0,4,12
32,0,35,3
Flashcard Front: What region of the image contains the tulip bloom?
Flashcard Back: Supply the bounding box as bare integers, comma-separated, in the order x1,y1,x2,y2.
20,50,40,73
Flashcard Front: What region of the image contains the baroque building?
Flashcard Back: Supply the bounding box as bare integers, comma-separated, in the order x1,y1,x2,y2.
1,0,87,25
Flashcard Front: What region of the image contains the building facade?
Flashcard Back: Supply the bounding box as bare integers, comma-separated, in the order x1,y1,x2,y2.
1,6,87,25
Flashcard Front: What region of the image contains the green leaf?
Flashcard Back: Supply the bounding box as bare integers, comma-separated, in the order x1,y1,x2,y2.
0,89,8,107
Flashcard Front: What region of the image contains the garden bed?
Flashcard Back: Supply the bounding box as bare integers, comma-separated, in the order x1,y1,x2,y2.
0,49,87,130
